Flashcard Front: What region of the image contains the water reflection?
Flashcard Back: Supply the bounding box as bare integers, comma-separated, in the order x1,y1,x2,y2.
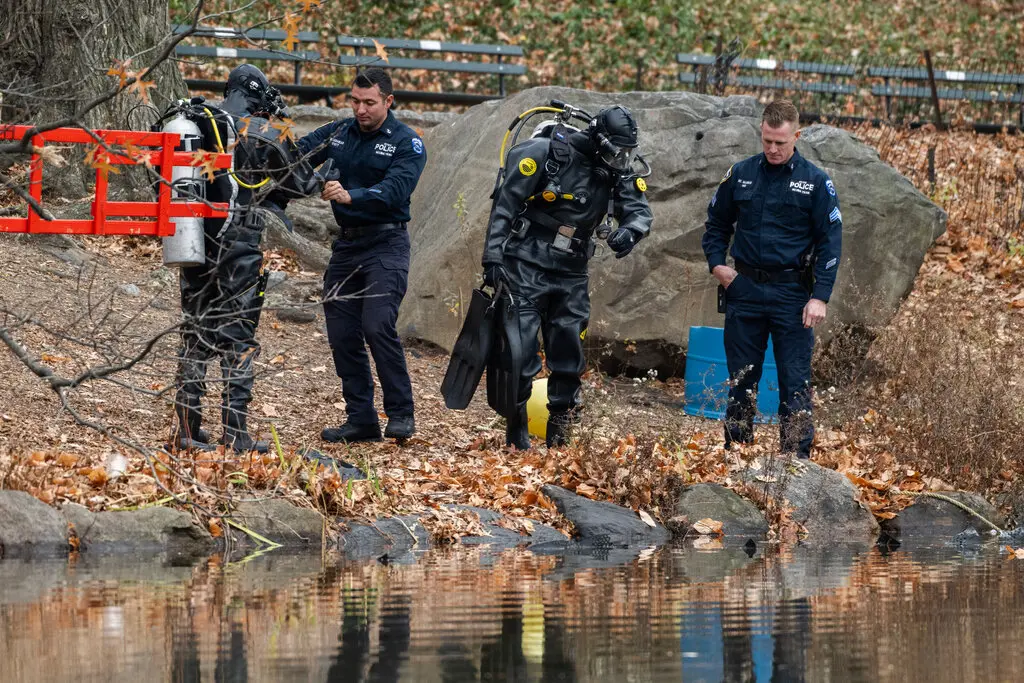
2,544,1024,682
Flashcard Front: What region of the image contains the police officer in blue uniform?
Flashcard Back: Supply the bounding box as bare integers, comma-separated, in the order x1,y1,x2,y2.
296,68,426,443
702,100,842,459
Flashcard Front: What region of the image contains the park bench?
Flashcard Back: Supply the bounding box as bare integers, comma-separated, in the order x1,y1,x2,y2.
172,24,322,87
337,36,526,105
868,66,1024,124
677,53,856,97
172,24,348,104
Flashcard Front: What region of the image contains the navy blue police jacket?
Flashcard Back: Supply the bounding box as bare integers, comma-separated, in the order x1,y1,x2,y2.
702,149,842,303
296,110,426,228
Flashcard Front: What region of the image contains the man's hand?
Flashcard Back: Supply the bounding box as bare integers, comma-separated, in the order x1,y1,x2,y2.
803,298,828,328
712,265,738,289
321,180,352,205
607,228,637,259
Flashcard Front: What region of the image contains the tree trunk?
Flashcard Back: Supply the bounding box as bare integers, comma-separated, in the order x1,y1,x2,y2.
0,0,187,197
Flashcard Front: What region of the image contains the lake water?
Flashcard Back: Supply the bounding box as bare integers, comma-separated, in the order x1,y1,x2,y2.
1,543,1022,682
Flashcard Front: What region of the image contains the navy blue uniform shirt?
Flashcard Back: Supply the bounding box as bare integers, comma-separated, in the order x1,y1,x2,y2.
297,110,426,228
702,149,842,302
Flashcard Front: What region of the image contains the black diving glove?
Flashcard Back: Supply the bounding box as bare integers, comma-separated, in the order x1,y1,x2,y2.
607,227,638,259
482,264,509,289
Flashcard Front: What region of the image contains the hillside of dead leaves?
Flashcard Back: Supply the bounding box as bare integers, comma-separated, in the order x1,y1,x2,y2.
1,121,1022,544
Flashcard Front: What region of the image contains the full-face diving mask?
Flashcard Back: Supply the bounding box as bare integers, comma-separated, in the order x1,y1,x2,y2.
591,105,640,174
597,137,638,172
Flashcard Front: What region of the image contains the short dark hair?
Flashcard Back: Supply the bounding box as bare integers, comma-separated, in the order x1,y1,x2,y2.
763,100,799,128
353,67,393,98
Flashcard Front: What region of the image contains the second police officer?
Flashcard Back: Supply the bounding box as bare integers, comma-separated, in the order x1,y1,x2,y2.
482,104,654,450
702,100,842,460
296,68,427,444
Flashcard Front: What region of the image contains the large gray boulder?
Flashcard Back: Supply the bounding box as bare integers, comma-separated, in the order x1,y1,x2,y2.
739,458,879,546
0,491,69,558
673,483,769,539
230,499,326,547
399,86,946,372
62,503,213,556
541,484,671,547
880,491,1005,544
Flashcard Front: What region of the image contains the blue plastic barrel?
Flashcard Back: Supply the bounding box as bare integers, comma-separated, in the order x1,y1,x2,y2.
683,326,779,423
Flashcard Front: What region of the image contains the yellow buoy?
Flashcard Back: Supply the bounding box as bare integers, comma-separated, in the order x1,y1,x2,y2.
526,377,548,439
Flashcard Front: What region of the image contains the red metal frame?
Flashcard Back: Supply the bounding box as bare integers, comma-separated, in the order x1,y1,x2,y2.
0,125,231,236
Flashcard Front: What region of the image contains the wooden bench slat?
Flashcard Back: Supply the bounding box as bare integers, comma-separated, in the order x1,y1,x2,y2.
782,61,856,76
338,55,526,75
872,84,1024,104
736,76,855,94
338,36,523,57
677,72,853,94
868,66,1024,85
176,46,319,62
676,53,715,66
172,24,321,43
676,54,857,77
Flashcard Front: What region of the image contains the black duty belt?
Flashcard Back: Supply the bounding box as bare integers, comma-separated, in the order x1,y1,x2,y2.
735,261,804,284
339,222,406,240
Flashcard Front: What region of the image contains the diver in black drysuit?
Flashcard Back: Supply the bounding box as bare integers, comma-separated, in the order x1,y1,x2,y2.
169,64,320,453
481,105,654,448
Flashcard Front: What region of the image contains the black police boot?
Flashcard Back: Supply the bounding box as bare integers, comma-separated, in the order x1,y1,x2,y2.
384,415,415,440
505,407,531,450
222,405,269,454
322,422,383,444
546,411,574,448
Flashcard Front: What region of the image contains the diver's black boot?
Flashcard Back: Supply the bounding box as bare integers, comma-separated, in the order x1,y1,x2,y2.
546,411,573,448
169,405,214,451
505,407,531,450
222,406,269,454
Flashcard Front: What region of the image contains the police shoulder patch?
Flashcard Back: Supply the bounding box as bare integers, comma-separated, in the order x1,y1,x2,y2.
719,164,733,184
825,179,836,196
518,157,538,176
411,137,424,155
635,177,647,192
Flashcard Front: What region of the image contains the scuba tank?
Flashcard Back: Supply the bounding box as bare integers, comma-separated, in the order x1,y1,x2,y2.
161,110,206,267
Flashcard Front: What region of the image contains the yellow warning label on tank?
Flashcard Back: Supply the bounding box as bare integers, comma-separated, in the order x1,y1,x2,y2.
579,328,587,341
635,177,647,192
519,158,538,176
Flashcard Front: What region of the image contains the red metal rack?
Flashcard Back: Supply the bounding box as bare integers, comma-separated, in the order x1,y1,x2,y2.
0,125,230,236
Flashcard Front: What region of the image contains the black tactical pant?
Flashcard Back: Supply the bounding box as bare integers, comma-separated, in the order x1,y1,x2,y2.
175,224,266,441
322,228,413,426
506,257,590,418
723,276,814,457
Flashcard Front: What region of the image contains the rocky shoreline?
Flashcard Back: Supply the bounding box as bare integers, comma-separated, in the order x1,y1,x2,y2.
2,460,1017,562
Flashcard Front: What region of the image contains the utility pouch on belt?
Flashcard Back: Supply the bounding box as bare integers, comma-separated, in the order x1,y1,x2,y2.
717,284,727,314
553,225,576,252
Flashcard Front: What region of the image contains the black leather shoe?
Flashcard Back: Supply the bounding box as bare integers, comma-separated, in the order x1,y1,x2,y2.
322,422,383,444
384,415,415,440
